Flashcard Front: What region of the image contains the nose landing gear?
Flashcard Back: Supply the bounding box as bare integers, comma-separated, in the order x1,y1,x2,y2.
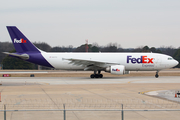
155,71,159,78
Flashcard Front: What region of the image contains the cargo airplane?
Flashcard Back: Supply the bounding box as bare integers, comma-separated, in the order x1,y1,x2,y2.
3,26,179,78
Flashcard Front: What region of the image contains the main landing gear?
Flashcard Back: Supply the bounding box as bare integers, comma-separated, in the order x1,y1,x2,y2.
155,71,159,78
90,70,103,78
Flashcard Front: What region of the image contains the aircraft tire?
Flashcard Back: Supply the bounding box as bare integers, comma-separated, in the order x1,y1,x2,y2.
99,74,103,78
90,74,95,78
155,74,159,78
90,74,103,78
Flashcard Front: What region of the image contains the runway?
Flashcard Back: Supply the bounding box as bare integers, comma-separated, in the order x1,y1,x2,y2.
0,76,180,85
0,76,180,120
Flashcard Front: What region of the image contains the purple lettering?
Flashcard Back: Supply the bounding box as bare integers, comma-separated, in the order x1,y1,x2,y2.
127,56,132,63
136,58,142,63
131,58,136,64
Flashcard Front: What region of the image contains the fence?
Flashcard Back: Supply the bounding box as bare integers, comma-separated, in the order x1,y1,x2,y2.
1,104,180,120
0,99,180,120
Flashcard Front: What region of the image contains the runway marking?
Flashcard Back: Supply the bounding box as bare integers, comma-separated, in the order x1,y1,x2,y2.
139,90,154,94
139,89,164,94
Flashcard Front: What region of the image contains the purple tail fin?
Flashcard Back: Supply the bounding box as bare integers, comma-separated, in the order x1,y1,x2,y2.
6,26,40,53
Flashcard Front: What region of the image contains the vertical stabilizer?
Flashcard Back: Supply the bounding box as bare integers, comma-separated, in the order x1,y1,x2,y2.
6,26,40,53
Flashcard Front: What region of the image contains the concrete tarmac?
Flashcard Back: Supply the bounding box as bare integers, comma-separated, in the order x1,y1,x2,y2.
0,76,180,120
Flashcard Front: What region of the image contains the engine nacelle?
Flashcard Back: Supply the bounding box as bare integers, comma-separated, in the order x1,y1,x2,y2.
105,65,130,75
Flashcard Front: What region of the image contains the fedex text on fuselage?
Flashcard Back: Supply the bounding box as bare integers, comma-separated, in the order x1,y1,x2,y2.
127,56,154,64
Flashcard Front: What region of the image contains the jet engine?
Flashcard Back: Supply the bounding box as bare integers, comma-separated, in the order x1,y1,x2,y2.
105,65,130,75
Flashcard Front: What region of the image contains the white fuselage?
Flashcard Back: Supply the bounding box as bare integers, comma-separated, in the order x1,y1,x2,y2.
6,26,179,77
41,52,178,71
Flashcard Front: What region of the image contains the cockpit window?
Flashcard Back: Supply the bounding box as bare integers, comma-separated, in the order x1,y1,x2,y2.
168,58,173,60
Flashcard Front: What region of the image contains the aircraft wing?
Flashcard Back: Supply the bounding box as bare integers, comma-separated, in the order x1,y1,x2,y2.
64,58,120,71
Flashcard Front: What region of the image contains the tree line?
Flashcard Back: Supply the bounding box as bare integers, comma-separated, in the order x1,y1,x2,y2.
0,42,180,69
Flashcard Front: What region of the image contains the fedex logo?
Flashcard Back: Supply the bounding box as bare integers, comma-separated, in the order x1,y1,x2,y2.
14,38,27,43
112,69,120,71
127,56,154,64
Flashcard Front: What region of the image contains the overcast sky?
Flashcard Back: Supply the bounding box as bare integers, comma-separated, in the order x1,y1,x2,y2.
1,0,180,48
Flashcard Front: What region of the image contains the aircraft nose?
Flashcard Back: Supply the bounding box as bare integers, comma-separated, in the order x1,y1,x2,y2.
173,60,179,67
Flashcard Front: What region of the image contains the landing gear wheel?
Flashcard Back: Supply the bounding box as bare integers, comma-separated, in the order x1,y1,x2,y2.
155,71,159,78
99,74,103,78
155,74,159,78
90,74,95,78
90,74,103,78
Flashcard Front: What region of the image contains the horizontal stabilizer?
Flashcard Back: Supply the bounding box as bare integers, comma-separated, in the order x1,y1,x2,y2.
3,52,29,60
